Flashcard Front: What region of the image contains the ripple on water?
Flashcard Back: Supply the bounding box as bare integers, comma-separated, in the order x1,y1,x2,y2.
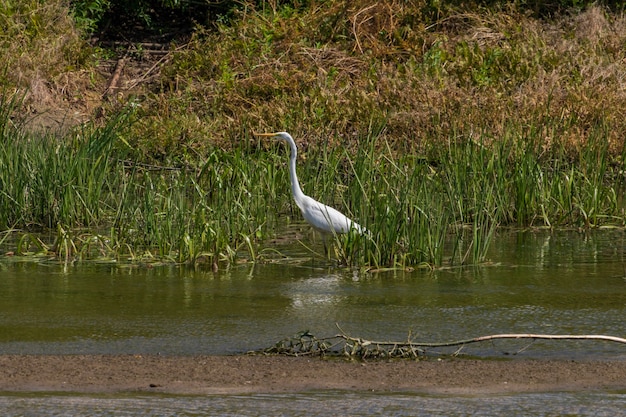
1,391,625,416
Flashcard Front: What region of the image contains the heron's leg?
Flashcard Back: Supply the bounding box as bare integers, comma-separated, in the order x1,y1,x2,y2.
321,233,330,258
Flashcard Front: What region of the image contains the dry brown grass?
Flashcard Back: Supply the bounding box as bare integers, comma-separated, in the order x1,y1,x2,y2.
125,2,623,160
0,0,101,131
1,1,624,159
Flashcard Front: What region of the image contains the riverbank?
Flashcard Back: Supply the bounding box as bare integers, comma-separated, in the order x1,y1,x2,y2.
2,3,626,268
1,355,625,395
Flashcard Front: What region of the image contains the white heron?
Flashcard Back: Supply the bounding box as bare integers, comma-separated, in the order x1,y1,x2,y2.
254,131,367,238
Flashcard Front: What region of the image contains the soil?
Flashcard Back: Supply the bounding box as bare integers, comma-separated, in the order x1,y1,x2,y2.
1,355,625,395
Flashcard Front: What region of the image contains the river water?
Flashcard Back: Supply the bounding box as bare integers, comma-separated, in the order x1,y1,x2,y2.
1,390,625,416
1,228,625,415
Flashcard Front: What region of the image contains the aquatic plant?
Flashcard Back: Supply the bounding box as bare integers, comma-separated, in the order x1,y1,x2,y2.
0,103,266,267
1,94,625,268
294,122,624,268
0,82,626,268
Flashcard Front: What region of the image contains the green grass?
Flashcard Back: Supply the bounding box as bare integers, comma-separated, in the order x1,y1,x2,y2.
265,120,624,268
0,100,624,268
0,100,270,266
1,2,625,268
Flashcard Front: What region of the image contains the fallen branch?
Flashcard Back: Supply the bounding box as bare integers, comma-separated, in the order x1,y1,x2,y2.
408,333,626,347
335,323,626,348
125,42,189,91
259,324,626,359
104,56,127,97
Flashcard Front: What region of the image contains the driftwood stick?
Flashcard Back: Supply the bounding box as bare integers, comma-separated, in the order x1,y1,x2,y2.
261,326,626,358
335,324,626,348
447,333,626,346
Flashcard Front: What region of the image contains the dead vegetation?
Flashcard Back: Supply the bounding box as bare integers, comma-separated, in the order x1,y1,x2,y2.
0,0,100,131
1,1,625,159
261,324,626,359
136,2,626,159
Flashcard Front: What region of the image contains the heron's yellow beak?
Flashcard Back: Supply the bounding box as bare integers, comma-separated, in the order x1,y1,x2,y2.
253,132,279,137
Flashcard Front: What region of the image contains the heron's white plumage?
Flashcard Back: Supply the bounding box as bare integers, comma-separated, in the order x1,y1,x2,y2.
298,194,365,234
254,131,366,236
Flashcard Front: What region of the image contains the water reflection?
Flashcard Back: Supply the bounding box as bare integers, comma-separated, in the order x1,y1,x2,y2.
0,229,624,358
286,273,344,308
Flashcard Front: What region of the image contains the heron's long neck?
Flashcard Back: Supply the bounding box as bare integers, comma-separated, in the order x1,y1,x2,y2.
287,141,305,205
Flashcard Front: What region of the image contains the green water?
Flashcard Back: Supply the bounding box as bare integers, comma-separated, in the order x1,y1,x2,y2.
0,229,624,358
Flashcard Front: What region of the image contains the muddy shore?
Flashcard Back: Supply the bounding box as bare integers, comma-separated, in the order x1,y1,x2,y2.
1,355,625,395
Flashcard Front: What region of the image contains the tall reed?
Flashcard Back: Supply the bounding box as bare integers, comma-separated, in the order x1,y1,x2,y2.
291,121,624,268
1,97,624,268
0,104,271,266
0,97,125,229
